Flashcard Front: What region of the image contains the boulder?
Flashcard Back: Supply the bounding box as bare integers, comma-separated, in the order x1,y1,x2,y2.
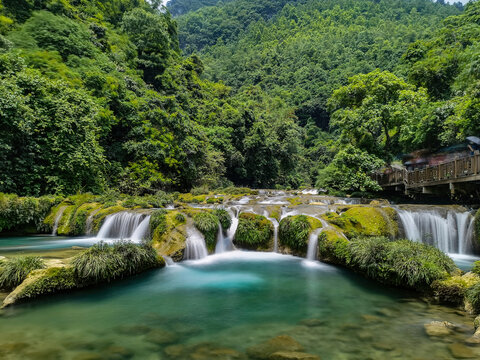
144,329,178,345
448,343,477,359
269,351,320,360
298,319,325,327
424,321,454,337
246,335,303,360
190,344,244,360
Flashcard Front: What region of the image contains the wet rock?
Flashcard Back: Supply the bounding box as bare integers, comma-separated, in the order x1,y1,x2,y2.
448,343,477,358
164,344,186,358
115,324,151,335
268,351,320,360
103,345,134,359
372,342,395,351
63,340,100,351
0,342,30,353
24,348,64,360
246,335,303,359
357,330,373,341
375,308,395,317
361,314,382,323
298,319,326,327
465,334,480,345
145,329,178,345
72,352,104,360
474,315,480,331
424,321,454,337
190,344,244,360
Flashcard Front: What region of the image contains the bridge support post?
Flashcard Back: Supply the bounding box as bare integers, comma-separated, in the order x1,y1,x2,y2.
449,182,455,196
422,187,432,194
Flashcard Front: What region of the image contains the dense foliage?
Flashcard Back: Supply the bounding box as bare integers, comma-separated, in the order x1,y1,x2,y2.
318,235,457,290
0,256,45,290
0,0,477,195
234,213,273,250
72,241,160,283
279,215,311,252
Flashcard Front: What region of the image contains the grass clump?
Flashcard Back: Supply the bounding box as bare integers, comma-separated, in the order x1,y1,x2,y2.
0,256,45,290
348,237,456,290
473,261,480,275
279,215,312,252
193,212,219,250
234,213,273,250
213,209,231,231
467,283,480,314
72,241,160,283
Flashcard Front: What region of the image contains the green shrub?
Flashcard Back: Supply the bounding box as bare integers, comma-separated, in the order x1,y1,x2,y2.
193,212,219,250
191,186,209,195
0,256,45,290
72,241,161,283
279,215,311,251
473,261,480,275
234,213,272,250
318,230,351,264
175,213,186,223
466,283,480,314
348,237,456,289
213,208,231,231
150,209,167,234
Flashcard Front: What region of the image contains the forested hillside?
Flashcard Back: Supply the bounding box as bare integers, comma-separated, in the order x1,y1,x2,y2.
0,0,478,197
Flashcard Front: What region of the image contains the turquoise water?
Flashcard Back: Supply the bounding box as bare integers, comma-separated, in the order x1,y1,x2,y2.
0,251,477,359
0,235,97,253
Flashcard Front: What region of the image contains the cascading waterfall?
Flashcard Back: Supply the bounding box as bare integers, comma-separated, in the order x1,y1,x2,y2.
85,208,100,236
264,211,279,252
306,228,323,261
215,223,232,253
131,215,151,243
162,256,175,267
96,212,150,242
397,209,474,254
52,206,67,236
184,226,208,260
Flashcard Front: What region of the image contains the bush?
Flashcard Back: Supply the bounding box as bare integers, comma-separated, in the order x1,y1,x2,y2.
213,208,231,231
193,212,219,249
473,261,480,275
467,283,480,314
234,213,272,250
175,213,186,223
318,230,351,264
279,215,311,252
71,241,160,283
0,256,46,290
150,209,167,234
348,237,456,289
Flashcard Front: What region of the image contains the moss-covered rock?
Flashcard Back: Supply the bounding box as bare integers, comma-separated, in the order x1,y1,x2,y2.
279,215,322,255
432,272,480,305
324,206,398,238
234,213,273,251
318,229,350,265
151,211,187,261
213,209,231,231
70,203,103,236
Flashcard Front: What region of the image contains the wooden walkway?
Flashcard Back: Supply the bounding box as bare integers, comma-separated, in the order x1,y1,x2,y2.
375,153,480,194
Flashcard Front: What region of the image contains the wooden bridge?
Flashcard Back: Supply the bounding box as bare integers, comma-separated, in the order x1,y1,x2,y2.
375,153,480,195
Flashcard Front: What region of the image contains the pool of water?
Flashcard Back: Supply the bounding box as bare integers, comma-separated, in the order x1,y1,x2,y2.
0,251,477,360
0,235,97,253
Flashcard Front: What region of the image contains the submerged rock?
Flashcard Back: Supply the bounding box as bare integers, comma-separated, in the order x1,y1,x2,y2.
448,343,477,359
298,319,326,327
115,324,151,335
246,335,304,360
424,321,454,337
145,329,178,345
102,345,134,359
164,344,186,358
190,343,244,360
269,351,320,360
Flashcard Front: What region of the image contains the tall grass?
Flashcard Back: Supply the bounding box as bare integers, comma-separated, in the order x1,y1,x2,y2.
72,241,160,283
0,256,46,290
279,215,311,251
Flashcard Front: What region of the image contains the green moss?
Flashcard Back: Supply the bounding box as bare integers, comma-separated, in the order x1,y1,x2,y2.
287,197,303,206
206,197,224,204
473,261,480,275
326,206,398,238
266,206,281,221
318,230,350,265
279,215,322,253
70,202,103,236
193,212,219,251
20,267,78,299
150,209,167,235
177,193,207,204
432,273,480,305
234,213,273,250
152,211,187,261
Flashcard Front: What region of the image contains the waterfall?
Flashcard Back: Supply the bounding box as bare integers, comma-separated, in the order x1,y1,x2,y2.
306,229,323,261
264,211,279,252
85,208,100,236
162,256,175,266
52,206,67,236
397,209,474,254
184,226,208,260
131,215,151,243
96,211,149,241
215,222,233,253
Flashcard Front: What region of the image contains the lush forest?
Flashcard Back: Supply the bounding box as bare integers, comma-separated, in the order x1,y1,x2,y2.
0,0,478,197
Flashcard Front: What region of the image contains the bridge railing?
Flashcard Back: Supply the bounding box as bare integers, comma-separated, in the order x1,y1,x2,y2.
376,153,480,188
